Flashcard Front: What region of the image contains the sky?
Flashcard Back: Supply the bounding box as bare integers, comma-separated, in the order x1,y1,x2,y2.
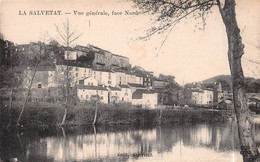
0,0,259,84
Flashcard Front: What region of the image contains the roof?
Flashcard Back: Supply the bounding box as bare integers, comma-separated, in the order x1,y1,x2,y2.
112,68,128,73
74,45,91,52
190,89,204,93
119,84,130,88
132,89,157,99
112,53,128,59
62,46,74,51
132,66,153,78
128,83,146,88
88,44,108,54
92,68,113,72
108,86,121,91
201,88,214,91
153,78,167,82
78,85,108,91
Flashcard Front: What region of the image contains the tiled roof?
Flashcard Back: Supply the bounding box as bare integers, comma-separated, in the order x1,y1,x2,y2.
128,83,146,88
108,86,121,91
201,88,215,91
112,53,128,59
78,85,108,91
118,84,130,88
74,45,91,52
92,68,113,72
132,89,157,99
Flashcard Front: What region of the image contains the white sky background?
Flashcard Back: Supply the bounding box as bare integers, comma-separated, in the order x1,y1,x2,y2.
0,0,259,84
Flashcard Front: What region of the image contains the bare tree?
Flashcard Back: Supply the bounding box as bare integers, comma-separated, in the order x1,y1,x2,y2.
133,0,259,160
55,19,81,126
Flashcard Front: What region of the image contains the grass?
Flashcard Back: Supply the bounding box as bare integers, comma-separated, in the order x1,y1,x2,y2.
0,101,231,129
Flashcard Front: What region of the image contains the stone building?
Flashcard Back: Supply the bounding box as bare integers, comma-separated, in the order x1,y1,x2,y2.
132,89,158,109
77,77,109,103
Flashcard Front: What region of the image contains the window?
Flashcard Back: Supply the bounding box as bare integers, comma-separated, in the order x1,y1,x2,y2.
38,83,42,88
88,83,90,85
86,95,88,99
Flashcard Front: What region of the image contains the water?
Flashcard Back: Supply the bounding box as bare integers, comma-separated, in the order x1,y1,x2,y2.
1,122,259,162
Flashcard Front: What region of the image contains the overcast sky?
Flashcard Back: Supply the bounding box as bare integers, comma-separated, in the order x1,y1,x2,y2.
0,0,259,84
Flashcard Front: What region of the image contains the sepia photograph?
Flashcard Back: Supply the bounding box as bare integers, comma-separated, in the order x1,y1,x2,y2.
0,0,259,161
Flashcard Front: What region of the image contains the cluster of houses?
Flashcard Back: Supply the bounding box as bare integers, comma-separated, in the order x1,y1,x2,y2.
12,42,172,109
2,40,259,110
184,82,233,108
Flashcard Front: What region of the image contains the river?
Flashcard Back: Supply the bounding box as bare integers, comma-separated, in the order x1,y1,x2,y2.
0,121,259,162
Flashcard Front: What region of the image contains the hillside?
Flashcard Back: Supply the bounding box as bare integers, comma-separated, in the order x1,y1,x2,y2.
202,75,260,93
202,75,231,84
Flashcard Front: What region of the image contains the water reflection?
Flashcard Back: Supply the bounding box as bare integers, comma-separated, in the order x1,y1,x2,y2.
1,122,259,162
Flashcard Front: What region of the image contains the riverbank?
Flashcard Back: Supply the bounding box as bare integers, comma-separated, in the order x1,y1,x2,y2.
0,102,233,129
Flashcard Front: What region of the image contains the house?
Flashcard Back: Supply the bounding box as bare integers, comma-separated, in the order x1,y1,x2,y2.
125,71,143,85
107,86,121,103
0,39,15,67
64,48,77,60
77,77,109,103
132,89,158,109
74,66,92,81
191,89,214,105
184,81,227,106
153,78,169,89
21,65,62,102
77,85,109,103
110,53,130,70
118,84,132,102
92,68,117,87
132,66,153,87
78,76,98,86
184,88,214,106
82,45,131,70
114,69,127,85
22,65,57,89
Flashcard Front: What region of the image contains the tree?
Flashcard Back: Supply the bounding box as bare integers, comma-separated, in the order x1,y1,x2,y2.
16,41,47,126
0,36,22,127
133,0,259,161
54,19,81,126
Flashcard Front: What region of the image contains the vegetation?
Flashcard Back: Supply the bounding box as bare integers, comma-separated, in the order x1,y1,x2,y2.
203,75,260,93
0,101,232,129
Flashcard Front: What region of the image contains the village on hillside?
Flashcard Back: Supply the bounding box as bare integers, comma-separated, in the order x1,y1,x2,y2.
1,39,260,112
